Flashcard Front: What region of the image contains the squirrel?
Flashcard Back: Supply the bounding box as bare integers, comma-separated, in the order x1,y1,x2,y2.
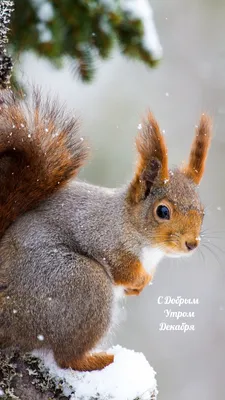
0,89,212,372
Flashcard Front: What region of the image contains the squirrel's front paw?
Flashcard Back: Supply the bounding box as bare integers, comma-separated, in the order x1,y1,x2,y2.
125,273,152,296
125,287,142,296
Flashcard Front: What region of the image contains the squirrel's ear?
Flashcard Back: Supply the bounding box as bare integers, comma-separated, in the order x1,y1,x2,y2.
128,112,169,203
181,114,212,184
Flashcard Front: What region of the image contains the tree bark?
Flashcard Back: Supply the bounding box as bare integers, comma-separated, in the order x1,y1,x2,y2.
0,350,68,400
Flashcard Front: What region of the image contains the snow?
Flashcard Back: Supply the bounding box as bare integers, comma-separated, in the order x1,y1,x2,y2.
32,0,54,42
121,0,162,60
99,0,115,11
38,1,54,22
99,0,162,60
33,345,157,400
32,0,54,21
37,22,52,43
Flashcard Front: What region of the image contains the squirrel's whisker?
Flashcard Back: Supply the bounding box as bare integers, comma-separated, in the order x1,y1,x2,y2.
201,243,222,267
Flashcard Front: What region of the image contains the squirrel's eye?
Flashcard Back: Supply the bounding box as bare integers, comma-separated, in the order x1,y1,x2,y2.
156,205,170,220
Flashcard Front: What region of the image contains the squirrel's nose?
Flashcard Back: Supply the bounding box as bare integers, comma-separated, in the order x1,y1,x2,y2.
185,241,198,251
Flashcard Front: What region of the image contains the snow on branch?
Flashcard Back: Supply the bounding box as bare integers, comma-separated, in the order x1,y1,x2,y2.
10,0,162,81
0,346,158,399
0,0,14,89
101,0,162,62
120,0,162,61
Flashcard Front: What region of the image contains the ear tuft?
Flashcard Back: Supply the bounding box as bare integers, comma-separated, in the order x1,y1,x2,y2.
128,112,169,203
182,114,212,184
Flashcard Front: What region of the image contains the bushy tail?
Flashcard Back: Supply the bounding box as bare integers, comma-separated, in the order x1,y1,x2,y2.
0,89,88,238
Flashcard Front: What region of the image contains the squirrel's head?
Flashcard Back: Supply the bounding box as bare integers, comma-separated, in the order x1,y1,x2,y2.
126,113,212,258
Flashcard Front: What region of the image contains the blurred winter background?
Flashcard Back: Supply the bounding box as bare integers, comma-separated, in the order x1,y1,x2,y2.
16,1,225,399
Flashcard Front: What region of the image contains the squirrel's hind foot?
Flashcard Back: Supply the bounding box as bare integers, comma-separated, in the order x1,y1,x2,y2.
58,352,114,371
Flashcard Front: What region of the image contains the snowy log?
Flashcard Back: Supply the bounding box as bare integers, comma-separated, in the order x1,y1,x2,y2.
0,346,157,400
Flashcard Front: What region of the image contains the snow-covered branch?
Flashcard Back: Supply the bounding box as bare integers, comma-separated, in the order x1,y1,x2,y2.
0,346,157,399
120,0,162,61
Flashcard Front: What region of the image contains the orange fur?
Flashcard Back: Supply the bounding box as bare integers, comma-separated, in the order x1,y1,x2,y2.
0,90,88,239
113,255,152,295
129,112,169,203
124,272,151,296
58,352,114,371
182,114,212,184
151,207,203,255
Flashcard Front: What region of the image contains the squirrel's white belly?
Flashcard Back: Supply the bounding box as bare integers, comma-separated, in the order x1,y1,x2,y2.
96,286,125,349
140,246,165,275
112,285,125,324
111,286,125,330
113,285,125,301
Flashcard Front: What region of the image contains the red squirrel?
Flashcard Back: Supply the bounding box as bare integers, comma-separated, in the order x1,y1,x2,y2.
0,89,211,371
